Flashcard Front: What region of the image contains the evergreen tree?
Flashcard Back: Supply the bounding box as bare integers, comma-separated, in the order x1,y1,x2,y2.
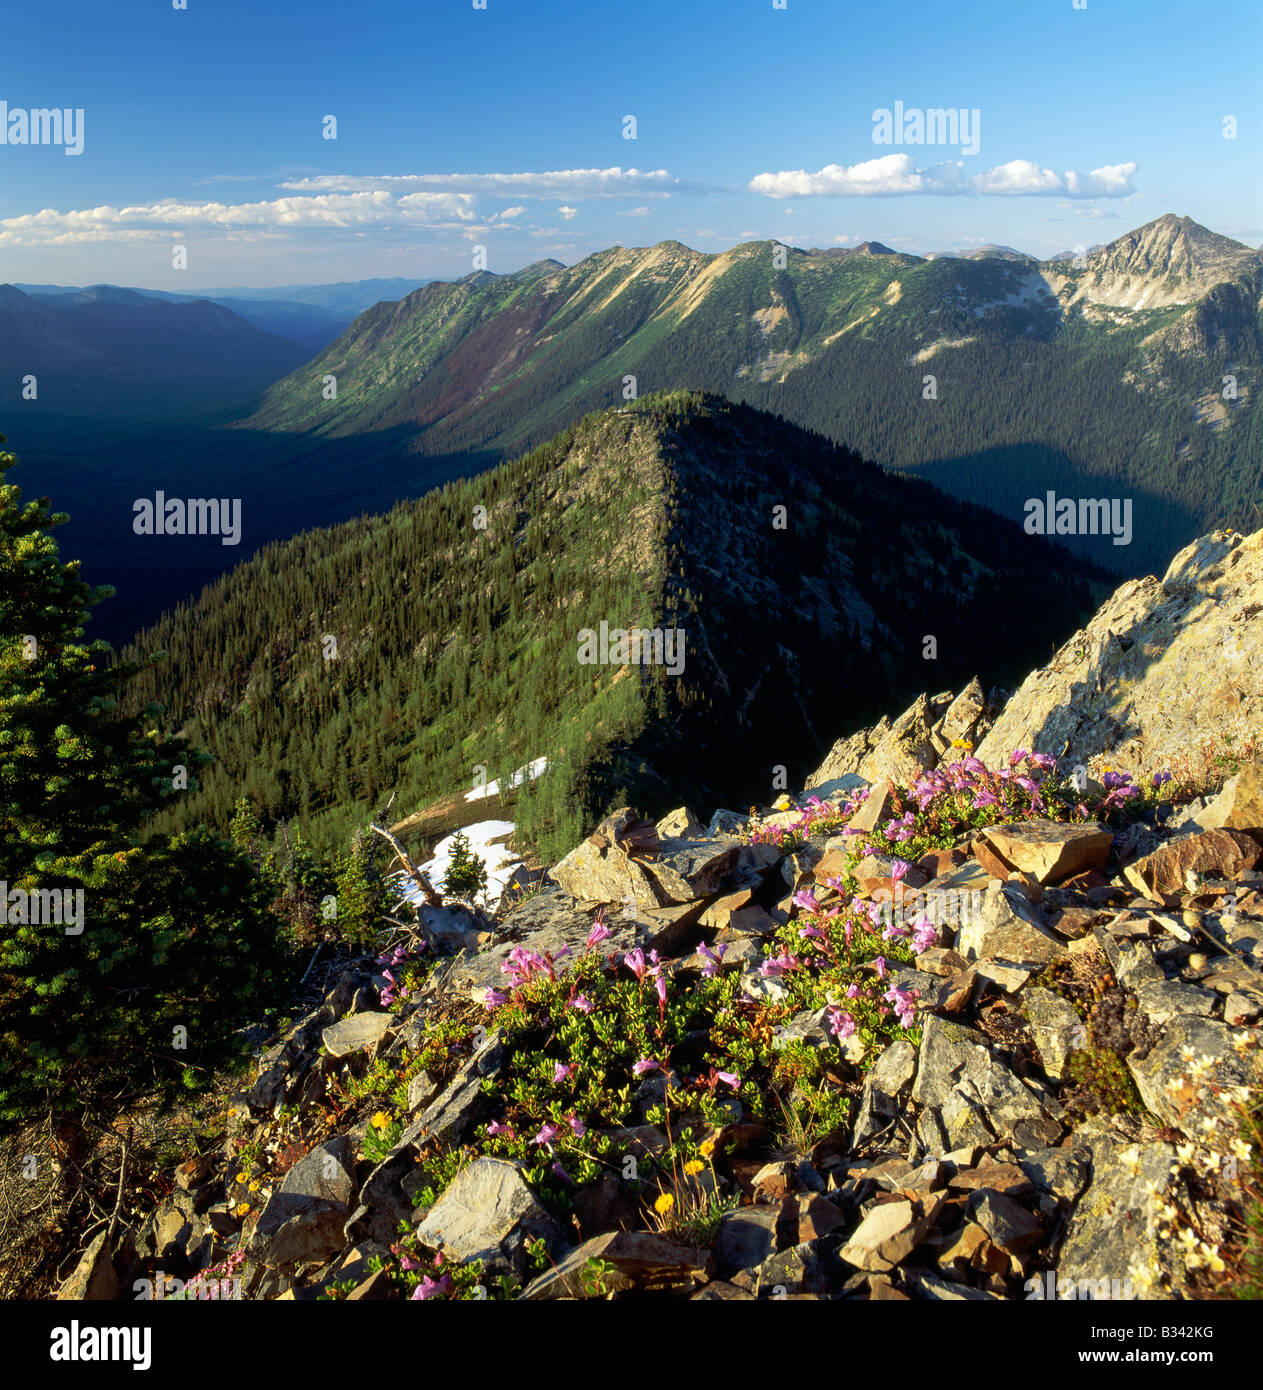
332,830,390,951
443,830,488,901
0,437,288,1131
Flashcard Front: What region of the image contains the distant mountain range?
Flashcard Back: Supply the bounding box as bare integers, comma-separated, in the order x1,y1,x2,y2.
923,244,1033,262
241,213,1262,577
125,392,1104,859
0,284,312,413
5,214,1258,646
11,276,433,352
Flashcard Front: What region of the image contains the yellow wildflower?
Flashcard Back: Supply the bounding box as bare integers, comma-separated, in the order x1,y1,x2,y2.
234,1172,247,1184
684,1160,704,1176
234,1202,250,1218
699,1137,717,1158
653,1193,675,1215
248,1180,261,1192
370,1111,391,1130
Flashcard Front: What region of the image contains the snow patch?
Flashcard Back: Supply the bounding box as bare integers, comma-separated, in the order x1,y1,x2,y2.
465,755,548,803
395,818,525,910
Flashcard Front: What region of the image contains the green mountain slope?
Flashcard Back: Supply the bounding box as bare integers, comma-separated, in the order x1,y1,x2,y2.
243,215,1262,576
126,392,1102,860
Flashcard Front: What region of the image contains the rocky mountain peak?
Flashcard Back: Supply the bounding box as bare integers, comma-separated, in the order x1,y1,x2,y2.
1055,213,1261,310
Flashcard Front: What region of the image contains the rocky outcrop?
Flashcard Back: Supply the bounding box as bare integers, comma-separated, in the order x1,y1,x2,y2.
807,678,999,795
976,529,1263,777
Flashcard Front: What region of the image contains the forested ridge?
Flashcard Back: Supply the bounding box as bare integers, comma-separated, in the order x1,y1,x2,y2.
125,392,1102,860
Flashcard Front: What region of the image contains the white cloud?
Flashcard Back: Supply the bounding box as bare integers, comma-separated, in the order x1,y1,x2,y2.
496,205,527,220
278,167,680,199
558,205,578,220
970,159,1063,195
1065,163,1139,196
751,154,926,197
750,154,1138,199
617,206,652,217
0,190,480,247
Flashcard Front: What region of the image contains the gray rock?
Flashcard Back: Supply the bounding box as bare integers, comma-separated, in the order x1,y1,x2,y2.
1019,1144,1092,1205
651,839,744,899
324,968,371,1017
56,1230,118,1301
406,1071,441,1113
1023,987,1085,1081
246,1005,333,1112
399,1030,504,1148
416,903,481,949
755,1243,830,1297
655,806,706,840
772,1006,833,1050
859,693,939,784
1134,980,1219,1025
739,969,790,1004
912,1015,1059,1146
437,890,638,999
839,1198,932,1272
976,527,1263,778
415,1158,568,1279
852,1039,918,1147
1224,991,1263,1025
139,1194,196,1263
550,834,661,908
908,1270,1002,1300
912,1016,991,1110
1093,925,1165,989
1126,1015,1254,1129
972,959,1032,994
715,1207,780,1272
977,820,1113,886
250,1137,355,1269
322,1011,394,1058
940,1090,994,1150
1057,1122,1173,1292
801,772,869,803
958,883,1068,967
520,1229,713,1299
968,1190,1044,1254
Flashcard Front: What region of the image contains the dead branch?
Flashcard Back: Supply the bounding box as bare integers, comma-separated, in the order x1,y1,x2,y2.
369,820,443,908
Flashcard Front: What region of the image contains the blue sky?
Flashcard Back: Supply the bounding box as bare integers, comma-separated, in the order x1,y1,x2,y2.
2,0,1259,287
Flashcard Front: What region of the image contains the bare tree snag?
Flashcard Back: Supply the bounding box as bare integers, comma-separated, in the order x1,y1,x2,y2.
370,820,443,908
